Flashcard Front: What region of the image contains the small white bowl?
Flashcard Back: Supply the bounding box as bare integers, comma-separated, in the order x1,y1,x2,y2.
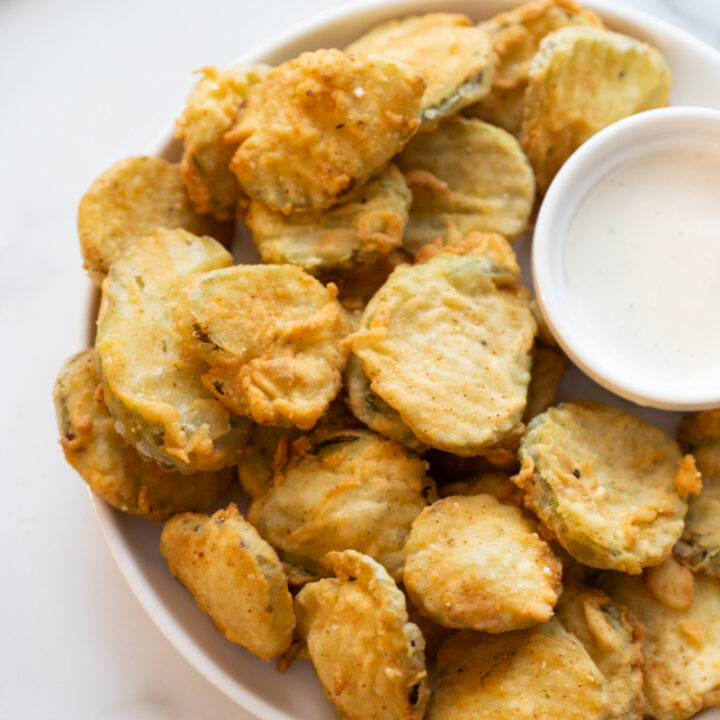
533,106,720,411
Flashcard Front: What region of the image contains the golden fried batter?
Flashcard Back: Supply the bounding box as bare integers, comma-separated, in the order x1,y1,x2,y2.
161,504,295,660
467,0,603,135
177,264,351,429
521,25,672,190
248,428,435,582
350,235,536,456
95,228,251,473
344,354,425,452
676,409,720,576
600,562,720,720
78,156,227,286
176,64,268,220
346,13,495,124
54,350,232,520
245,164,410,276
523,343,567,422
555,583,644,720
295,550,429,720
227,49,424,212
397,117,535,254
436,471,524,506
515,402,695,573
428,619,608,720
404,494,561,631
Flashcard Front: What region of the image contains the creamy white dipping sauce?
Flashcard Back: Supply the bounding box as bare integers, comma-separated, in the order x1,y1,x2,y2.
563,142,720,387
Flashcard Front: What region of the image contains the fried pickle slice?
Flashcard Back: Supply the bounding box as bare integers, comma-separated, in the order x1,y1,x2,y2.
177,264,351,429
428,618,608,720
95,228,251,473
397,117,535,254
160,503,295,660
295,550,429,720
176,64,268,221
404,494,561,631
555,583,644,720
600,561,720,720
78,156,227,286
515,402,697,573
350,234,536,456
521,25,672,191
245,164,410,276
345,13,495,125
523,343,567,422
437,471,524,506
54,350,232,520
676,409,720,576
227,49,424,213
248,428,435,583
345,354,425,452
466,0,603,135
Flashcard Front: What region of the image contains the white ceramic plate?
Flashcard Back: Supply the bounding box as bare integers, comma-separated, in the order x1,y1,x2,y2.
89,1,720,718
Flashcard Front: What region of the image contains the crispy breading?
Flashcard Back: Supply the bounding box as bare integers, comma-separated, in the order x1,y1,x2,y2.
344,354,425,452
404,494,561,631
676,409,720,576
160,504,295,660
397,118,535,254
555,583,644,720
350,235,536,456
176,64,268,221
295,550,429,720
95,228,251,473
600,562,720,720
346,13,495,124
436,471,524,506
466,0,603,135
523,343,567,422
428,619,608,720
78,156,228,286
246,164,410,276
248,428,435,583
227,49,424,212
521,25,672,190
515,402,692,573
54,350,232,520
177,264,351,429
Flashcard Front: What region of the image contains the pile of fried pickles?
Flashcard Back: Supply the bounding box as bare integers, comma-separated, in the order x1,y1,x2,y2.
54,2,720,718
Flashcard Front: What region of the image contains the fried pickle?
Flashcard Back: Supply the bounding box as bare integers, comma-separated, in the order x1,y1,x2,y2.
397,117,535,254
95,228,251,473
78,156,227,286
176,64,268,221
177,264,351,429
555,583,644,720
345,13,495,125
227,49,424,212
295,550,429,720
521,25,672,191
350,234,536,456
345,354,425,452
676,409,720,576
523,343,567,422
436,471,524,506
248,428,435,583
404,494,561,631
600,561,720,720
245,164,410,276
515,402,696,573
54,350,232,520
428,618,608,720
467,0,603,135
161,503,295,660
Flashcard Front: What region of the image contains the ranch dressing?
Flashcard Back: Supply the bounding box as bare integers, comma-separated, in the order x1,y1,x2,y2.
563,142,720,386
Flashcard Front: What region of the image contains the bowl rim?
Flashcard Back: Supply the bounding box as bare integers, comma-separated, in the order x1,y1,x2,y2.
90,1,720,718
532,105,720,411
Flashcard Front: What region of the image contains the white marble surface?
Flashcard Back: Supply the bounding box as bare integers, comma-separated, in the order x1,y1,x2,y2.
0,1,718,718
